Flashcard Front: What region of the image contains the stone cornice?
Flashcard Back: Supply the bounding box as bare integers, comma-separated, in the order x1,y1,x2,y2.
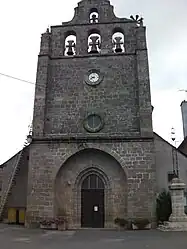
32,136,154,144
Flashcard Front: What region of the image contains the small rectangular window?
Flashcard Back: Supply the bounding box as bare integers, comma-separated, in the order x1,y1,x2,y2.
184,192,187,215
184,192,187,206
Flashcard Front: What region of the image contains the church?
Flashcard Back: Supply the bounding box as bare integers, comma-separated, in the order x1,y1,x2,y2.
0,0,187,229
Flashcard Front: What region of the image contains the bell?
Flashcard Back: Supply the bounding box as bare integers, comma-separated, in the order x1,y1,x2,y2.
66,40,75,56
89,36,100,54
90,14,98,23
114,37,123,53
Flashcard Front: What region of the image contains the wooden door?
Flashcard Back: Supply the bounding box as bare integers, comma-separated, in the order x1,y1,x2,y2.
8,208,16,224
81,174,105,228
19,209,25,224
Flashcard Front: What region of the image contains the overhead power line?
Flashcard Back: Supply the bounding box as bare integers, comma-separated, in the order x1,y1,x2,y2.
0,72,35,85
0,72,49,92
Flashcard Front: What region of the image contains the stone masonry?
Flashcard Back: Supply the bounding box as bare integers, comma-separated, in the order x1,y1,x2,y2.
169,178,187,223
26,140,156,228
26,0,156,228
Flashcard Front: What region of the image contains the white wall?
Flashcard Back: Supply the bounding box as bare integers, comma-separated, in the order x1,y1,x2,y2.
154,133,187,207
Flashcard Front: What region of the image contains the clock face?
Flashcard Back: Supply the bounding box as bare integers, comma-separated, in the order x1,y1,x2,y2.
88,73,99,83
85,70,103,86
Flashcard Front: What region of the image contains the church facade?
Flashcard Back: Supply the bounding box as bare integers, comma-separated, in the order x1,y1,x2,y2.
0,0,187,229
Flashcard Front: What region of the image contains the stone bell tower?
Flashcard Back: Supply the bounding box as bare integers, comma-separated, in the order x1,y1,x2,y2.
26,0,156,228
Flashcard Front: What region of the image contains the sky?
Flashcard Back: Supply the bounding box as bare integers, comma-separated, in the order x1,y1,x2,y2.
0,0,187,164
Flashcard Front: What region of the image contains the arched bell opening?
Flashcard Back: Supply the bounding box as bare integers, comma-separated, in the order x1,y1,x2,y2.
64,31,77,56
88,29,101,54
112,28,125,53
89,8,99,23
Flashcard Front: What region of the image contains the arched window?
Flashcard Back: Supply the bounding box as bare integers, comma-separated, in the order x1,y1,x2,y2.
89,8,99,23
64,31,76,56
88,29,101,54
82,174,104,190
112,28,125,53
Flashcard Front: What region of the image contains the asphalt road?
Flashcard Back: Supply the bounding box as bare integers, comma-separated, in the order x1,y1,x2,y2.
0,224,187,249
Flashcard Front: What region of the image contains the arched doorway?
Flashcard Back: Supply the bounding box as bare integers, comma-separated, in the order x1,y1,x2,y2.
55,148,127,229
81,174,105,228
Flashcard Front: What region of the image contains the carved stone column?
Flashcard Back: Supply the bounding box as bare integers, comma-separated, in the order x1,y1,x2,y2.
169,178,187,222
159,178,187,231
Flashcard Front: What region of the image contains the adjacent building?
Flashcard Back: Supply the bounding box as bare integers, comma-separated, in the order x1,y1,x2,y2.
181,101,187,138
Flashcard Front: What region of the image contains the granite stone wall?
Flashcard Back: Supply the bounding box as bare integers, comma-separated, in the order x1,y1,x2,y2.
26,139,156,228
32,0,153,139
27,0,155,228
44,55,139,137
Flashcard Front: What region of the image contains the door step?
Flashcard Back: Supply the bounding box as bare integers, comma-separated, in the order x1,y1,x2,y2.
76,227,118,231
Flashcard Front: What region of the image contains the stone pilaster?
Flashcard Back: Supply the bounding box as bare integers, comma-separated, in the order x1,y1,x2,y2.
32,29,51,138
169,178,187,222
136,26,153,137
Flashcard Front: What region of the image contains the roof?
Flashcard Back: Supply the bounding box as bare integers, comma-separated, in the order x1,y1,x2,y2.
1,133,187,168
0,145,30,168
178,136,187,151
154,132,187,158
0,149,22,168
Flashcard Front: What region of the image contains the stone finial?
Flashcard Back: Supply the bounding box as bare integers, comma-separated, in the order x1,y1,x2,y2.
130,15,144,27
89,36,100,54
169,177,186,190
139,17,144,27
40,28,51,55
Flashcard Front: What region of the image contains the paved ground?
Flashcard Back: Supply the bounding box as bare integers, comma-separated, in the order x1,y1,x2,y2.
1,224,187,249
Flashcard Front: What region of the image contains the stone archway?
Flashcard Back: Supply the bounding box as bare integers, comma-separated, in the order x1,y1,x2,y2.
55,148,127,229
74,166,110,228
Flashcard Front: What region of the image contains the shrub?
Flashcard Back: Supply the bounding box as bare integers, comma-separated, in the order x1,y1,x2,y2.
114,218,120,225
156,190,172,223
114,218,128,228
40,218,54,226
132,218,150,230
55,217,66,225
